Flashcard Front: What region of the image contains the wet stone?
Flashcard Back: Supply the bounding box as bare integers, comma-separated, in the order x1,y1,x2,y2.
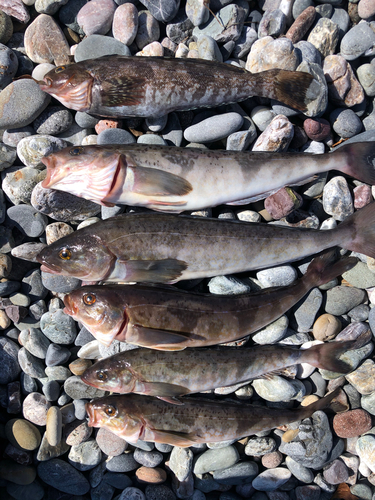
96,426,127,456
37,458,90,495
68,439,102,471
40,309,77,344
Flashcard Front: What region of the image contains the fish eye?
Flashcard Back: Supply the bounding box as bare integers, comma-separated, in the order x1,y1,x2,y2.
104,405,117,417
69,146,84,156
83,293,96,306
55,66,66,73
97,370,107,381
59,247,71,260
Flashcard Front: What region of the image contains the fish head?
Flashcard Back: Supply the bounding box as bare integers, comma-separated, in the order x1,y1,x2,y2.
63,286,127,346
81,357,135,393
38,64,93,112
85,396,144,442
37,231,115,282
41,145,122,204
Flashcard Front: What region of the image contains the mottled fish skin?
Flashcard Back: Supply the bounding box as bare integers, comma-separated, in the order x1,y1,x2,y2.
63,251,356,348
37,56,317,117
40,142,375,213
85,390,340,447
36,203,375,284
80,332,370,395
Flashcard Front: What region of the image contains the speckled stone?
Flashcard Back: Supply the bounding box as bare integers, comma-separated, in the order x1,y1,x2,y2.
333,409,372,438
340,22,375,61
246,36,300,73
68,439,102,471
113,3,138,45
96,426,127,456
24,14,70,66
346,359,375,395
37,458,90,494
77,0,116,36
323,176,354,221
64,375,106,400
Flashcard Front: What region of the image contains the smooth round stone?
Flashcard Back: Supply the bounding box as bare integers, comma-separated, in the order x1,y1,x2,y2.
136,467,167,485
213,461,259,486
134,448,163,468
361,392,375,415
45,221,74,245
10,293,30,307
119,487,146,500
64,375,106,400
346,359,375,395
18,347,46,379
291,288,322,333
262,451,283,469
253,376,306,402
136,10,160,50
22,392,51,426
97,128,136,145
74,34,131,62
17,134,68,168
140,0,179,22
359,0,375,18
323,176,354,221
331,108,363,138
77,0,116,36
333,409,372,438
45,344,71,367
325,285,365,315
250,106,275,132
7,205,48,238
33,106,73,136
24,14,70,65
303,117,331,141
184,112,243,143
68,439,102,471
0,142,17,170
343,261,375,288
5,418,41,451
357,63,375,97
102,471,132,490
37,458,90,495
106,453,139,473
19,328,50,359
169,446,193,482
252,315,289,345
40,309,76,345
41,272,82,294
252,468,291,492
0,79,50,129
323,459,349,484
313,313,341,341
246,36,300,73
42,380,60,402
96,426,127,456
193,4,246,44
75,111,99,129
340,22,375,60
195,34,222,62
0,44,18,91
0,11,12,45
137,134,167,145
194,446,239,475
256,265,297,288
208,275,252,295
285,456,314,483
46,406,62,446
0,337,21,384
6,481,45,500
0,461,36,485
64,419,92,446
31,63,55,82
186,0,209,26
113,3,138,45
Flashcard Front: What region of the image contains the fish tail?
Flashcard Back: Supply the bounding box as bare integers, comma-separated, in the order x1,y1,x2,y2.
333,141,375,185
254,69,315,113
303,250,357,288
337,202,375,257
300,387,340,418
300,330,372,373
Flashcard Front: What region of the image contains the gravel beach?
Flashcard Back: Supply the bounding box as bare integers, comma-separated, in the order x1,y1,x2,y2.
0,0,375,499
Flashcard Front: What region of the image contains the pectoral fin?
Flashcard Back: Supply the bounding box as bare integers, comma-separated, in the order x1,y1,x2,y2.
109,258,188,283
129,166,193,197
141,381,191,399
127,324,193,350
157,396,185,405
151,428,198,447
100,77,146,107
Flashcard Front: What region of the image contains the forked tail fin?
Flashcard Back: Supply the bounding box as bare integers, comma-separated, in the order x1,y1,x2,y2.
333,141,375,185
300,330,372,373
303,250,357,288
255,69,315,113
337,202,375,258
300,387,340,419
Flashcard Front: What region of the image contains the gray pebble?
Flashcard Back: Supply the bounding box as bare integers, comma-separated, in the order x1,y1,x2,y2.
42,379,60,401
330,108,363,138
33,106,73,136
331,8,350,40
119,487,146,500
74,34,131,62
75,111,99,129
245,437,276,456
64,376,106,400
41,272,82,294
140,0,180,22
21,269,47,302
196,34,223,62
285,456,314,483
97,128,136,145
213,460,259,485
137,134,167,145
295,41,322,65
253,375,306,402
68,439,102,471
258,9,286,38
7,204,48,238
323,175,354,220
193,4,246,44
251,467,291,491
184,112,243,143
325,285,365,315
0,142,17,170
73,399,88,420
291,288,323,332
0,44,18,90
194,446,239,474
106,453,139,473
136,10,160,50
0,337,21,383
18,327,50,359
45,343,71,367
40,309,76,344
0,79,50,129
133,448,163,468
252,315,289,344
37,458,90,495
18,346,46,379
256,265,297,288
3,126,34,148
103,472,132,490
2,166,45,205
208,275,252,295
233,26,258,59
340,22,375,60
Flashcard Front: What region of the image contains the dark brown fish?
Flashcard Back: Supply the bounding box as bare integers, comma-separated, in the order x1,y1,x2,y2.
36,203,375,284
85,389,340,447
63,251,356,348
36,55,318,118
80,332,370,399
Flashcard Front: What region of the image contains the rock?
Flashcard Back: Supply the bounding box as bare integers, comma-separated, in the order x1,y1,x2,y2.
345,359,375,395
252,468,291,492
285,456,314,483
37,458,90,495
134,448,163,468
96,427,127,456
313,314,341,341
325,285,365,315
74,34,131,62
33,106,73,135
5,418,41,451
7,205,48,238
303,117,331,141
340,22,375,60
77,0,116,36
264,188,302,220
106,453,140,473
40,309,76,344
0,337,21,384
24,14,70,66
194,446,239,474
333,409,372,438
136,466,167,484
286,6,316,44
18,328,50,359
258,9,286,38
68,439,102,471
330,108,363,138
213,461,259,485
169,446,194,482
245,437,277,457
253,375,305,402
252,315,289,344
193,4,246,44
246,36,300,73
64,419,92,446
291,288,322,333
64,375,106,400
113,3,138,45
18,347,46,379
46,406,62,446
307,17,339,57
184,112,243,143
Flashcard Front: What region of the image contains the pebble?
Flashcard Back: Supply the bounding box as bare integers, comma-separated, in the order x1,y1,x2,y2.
106,453,140,473
22,392,50,426
37,458,90,495
0,337,21,384
64,419,92,446
303,118,331,141
68,439,102,471
291,288,323,332
252,468,292,491
358,0,375,18
193,4,246,44
33,106,73,135
77,0,116,36
74,34,131,62
258,9,286,38
184,112,243,143
64,375,106,400
134,448,164,468
5,418,41,450
307,17,339,58
46,406,62,446
40,309,76,344
169,446,194,482
119,487,146,500
286,6,316,44
331,108,363,138
245,437,277,456
7,205,48,238
246,36,300,73
18,327,50,359
256,265,297,287
313,313,341,341
324,285,365,315
113,3,138,45
265,188,302,220
333,409,372,438
252,114,294,152
252,315,289,344
24,14,70,66
194,446,240,474
18,347,46,379
323,176,354,220
212,460,259,486
346,359,375,395
285,455,315,483
340,22,375,60
356,435,375,473
96,426,127,456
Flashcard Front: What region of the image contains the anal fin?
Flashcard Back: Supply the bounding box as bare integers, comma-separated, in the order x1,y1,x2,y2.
109,258,188,284
151,428,198,447
128,324,196,350
141,381,191,399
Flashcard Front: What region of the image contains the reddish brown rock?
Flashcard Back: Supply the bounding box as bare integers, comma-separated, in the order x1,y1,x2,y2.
113,2,138,45
333,409,372,438
95,119,122,135
262,451,283,469
303,118,331,141
264,187,302,220
24,14,70,66
136,466,167,484
354,184,372,209
286,6,316,44
0,0,30,23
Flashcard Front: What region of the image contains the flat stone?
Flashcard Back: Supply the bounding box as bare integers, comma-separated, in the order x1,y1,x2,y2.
0,337,21,384
324,285,365,315
77,0,116,36
212,461,259,485
184,112,243,143
7,205,48,238
252,468,291,492
74,34,131,62
194,446,239,474
37,458,90,495
18,347,46,379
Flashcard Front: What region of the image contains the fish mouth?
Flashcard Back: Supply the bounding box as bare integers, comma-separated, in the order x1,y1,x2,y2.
85,402,97,427
63,295,78,317
39,263,62,275
80,373,97,388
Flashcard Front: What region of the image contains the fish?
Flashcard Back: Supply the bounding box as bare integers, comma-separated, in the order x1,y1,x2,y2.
36,203,375,284
36,55,319,118
63,251,357,349
40,142,375,213
80,332,371,400
85,389,340,447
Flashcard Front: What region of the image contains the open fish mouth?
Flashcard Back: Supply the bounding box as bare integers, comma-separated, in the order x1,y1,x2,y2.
85,402,97,426
63,295,78,316
39,263,62,275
